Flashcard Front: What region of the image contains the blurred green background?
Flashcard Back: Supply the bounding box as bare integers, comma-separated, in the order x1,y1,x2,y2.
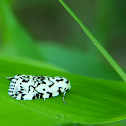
0,0,126,80
0,0,126,126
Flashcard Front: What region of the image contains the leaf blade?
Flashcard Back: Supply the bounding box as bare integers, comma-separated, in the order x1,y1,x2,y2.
1,57,126,124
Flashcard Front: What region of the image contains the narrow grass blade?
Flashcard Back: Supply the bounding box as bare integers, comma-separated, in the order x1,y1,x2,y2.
58,0,126,82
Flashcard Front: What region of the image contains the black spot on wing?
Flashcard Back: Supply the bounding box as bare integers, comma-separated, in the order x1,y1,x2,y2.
32,96,36,99
66,79,69,84
37,76,41,79
28,85,36,93
49,83,54,88
18,91,23,94
56,79,64,82
8,91,13,93
47,77,55,87
15,93,18,96
10,88,14,90
33,93,44,99
9,84,15,87
42,76,46,79
47,92,52,97
42,81,46,84
20,88,24,91
40,76,46,81
39,93,43,98
43,89,45,91
10,94,14,97
64,87,69,91
35,94,39,99
11,81,16,84
20,86,23,88
37,83,41,86
21,94,26,100
22,79,29,82
57,87,62,94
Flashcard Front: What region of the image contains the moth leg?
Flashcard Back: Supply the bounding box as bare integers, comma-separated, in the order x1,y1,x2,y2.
63,91,67,105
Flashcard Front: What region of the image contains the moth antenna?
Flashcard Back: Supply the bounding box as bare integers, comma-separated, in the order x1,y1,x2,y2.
6,77,13,79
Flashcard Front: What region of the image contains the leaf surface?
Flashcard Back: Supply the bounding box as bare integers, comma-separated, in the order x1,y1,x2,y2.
0,57,126,124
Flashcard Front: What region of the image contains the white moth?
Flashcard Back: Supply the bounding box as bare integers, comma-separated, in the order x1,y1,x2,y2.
7,75,71,104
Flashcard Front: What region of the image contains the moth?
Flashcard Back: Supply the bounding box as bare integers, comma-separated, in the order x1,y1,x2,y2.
7,75,71,104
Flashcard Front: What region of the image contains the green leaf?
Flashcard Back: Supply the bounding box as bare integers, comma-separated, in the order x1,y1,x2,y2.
0,96,69,126
1,56,126,124
0,55,68,73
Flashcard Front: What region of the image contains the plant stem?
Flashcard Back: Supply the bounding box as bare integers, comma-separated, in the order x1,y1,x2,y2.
59,0,126,82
